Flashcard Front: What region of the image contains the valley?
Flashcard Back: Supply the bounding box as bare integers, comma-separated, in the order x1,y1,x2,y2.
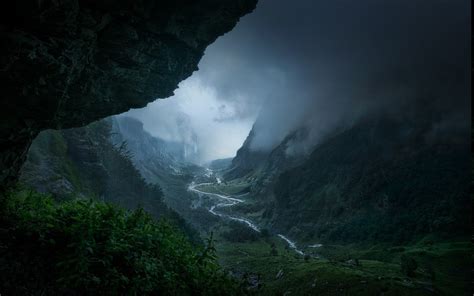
16,115,470,295
1,1,469,295
183,170,470,295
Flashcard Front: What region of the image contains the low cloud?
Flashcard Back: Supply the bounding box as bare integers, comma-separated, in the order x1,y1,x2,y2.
124,0,470,161
123,76,256,164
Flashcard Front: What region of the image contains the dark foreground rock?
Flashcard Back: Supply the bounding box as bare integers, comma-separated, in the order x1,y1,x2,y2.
0,0,257,188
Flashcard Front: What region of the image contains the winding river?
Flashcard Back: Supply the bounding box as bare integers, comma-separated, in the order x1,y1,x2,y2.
188,181,307,256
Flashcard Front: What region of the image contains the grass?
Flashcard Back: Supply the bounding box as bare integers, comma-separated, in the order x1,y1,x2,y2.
195,182,250,196
196,183,471,295
312,241,472,296
211,226,470,296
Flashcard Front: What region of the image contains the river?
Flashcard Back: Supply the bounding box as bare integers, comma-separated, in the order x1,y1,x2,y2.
188,181,308,256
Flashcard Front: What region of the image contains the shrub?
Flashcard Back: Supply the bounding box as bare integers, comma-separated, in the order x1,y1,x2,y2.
0,189,245,295
260,228,270,238
221,221,260,243
400,255,418,277
270,243,278,256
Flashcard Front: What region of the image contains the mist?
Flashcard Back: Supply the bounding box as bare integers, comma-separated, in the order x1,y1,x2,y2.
123,77,257,164
124,0,470,162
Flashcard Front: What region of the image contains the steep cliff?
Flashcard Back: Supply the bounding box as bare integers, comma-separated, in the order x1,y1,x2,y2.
110,116,221,232
111,116,197,169
271,117,470,244
110,116,200,213
224,128,270,180
226,115,470,244
19,119,199,241
0,0,257,188
224,127,307,193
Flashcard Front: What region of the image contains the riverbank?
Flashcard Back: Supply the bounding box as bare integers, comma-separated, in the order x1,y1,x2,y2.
186,176,471,295
188,181,312,256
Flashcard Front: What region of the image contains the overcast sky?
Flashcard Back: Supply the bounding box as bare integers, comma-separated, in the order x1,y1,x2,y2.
124,0,470,164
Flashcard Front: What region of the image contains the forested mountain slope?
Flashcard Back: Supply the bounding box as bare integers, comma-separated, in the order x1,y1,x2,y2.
225,116,470,244
19,119,197,240
271,117,470,244
109,117,213,229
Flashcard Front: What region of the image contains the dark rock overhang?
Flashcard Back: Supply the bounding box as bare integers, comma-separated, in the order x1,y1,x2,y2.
0,0,257,188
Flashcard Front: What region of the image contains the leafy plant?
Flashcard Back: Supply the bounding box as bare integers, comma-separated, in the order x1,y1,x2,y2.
0,189,246,295
221,221,260,243
400,254,418,277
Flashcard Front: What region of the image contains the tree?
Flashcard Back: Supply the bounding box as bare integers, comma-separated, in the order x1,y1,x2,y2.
270,242,278,256
401,255,418,277
304,254,311,262
0,189,247,295
260,228,270,238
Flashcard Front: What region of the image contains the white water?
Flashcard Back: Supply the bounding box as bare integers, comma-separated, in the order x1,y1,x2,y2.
277,234,305,256
188,182,260,232
188,182,245,204
188,180,312,256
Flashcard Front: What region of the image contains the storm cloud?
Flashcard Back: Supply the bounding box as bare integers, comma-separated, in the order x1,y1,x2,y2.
124,0,470,162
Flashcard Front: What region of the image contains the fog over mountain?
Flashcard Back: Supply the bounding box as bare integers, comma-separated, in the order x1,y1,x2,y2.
4,0,471,293
125,0,470,163
123,77,257,164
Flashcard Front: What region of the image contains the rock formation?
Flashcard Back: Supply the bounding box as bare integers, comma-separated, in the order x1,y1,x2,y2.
0,0,257,188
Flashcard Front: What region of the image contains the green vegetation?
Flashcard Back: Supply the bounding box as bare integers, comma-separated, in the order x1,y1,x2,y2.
221,221,261,243
195,182,250,196
22,129,86,195
196,179,471,295
401,255,418,277
214,233,471,296
315,242,471,296
271,119,470,245
222,118,470,249
15,117,470,295
20,119,200,243
0,189,246,295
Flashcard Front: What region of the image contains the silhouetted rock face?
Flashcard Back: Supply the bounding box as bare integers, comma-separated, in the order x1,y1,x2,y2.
224,129,269,180
0,0,257,187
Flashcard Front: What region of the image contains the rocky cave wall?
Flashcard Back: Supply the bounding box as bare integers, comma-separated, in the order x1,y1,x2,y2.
0,0,257,188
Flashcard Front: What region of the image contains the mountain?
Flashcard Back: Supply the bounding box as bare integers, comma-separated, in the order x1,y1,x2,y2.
19,119,198,241
224,128,269,180
224,115,470,244
0,0,258,189
224,127,308,201
207,158,233,171
272,117,470,244
111,116,195,176
110,116,218,232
